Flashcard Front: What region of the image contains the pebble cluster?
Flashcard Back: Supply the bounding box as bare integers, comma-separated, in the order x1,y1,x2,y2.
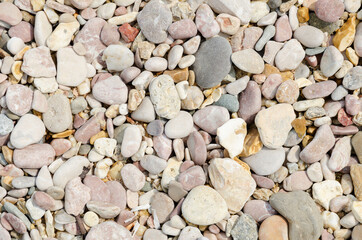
0,0,361,240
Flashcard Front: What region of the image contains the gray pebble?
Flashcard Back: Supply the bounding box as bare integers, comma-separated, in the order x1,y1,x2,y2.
255,25,275,51
146,120,164,136
71,97,87,114
305,47,326,56
226,76,250,95
331,85,348,101
294,63,310,79
343,66,362,90
0,113,14,135
4,202,31,230
213,94,239,112
12,176,36,188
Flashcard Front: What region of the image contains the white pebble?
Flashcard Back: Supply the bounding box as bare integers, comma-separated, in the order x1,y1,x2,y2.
84,211,99,227
7,37,25,55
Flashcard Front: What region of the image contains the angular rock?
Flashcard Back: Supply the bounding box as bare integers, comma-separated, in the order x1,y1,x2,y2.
57,47,87,87
21,46,56,78
193,106,230,135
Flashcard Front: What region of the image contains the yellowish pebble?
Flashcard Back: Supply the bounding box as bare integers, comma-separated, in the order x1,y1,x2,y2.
333,16,357,52
239,127,263,158
297,7,309,23
345,47,359,66
89,131,108,144
52,130,75,138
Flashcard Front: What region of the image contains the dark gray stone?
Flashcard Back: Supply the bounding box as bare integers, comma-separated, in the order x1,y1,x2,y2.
193,37,232,89
269,191,323,240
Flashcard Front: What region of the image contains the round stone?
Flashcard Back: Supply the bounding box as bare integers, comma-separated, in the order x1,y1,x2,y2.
232,49,264,74
193,106,230,135
182,186,228,225
320,46,344,77
43,93,73,133
121,164,145,192
259,215,288,240
0,2,22,26
164,111,193,139
276,80,299,104
92,76,128,105
294,25,324,48
13,144,55,169
140,155,167,175
6,84,33,116
275,39,305,71
315,0,344,23
343,66,362,90
102,45,134,72
85,221,132,240
213,94,239,113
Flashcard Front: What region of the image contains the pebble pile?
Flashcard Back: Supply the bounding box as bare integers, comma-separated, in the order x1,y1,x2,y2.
0,0,361,239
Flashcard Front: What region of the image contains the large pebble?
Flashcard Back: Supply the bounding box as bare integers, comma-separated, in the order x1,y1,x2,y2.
193,106,230,135
274,15,292,42
193,37,232,89
232,49,264,74
207,0,251,25
320,46,344,77
121,125,142,158
57,47,87,86
238,81,261,124
131,97,155,123
187,131,207,165
168,19,197,39
275,39,305,71
21,46,56,78
243,200,277,222
283,171,313,191
294,25,324,48
258,215,288,240
85,221,132,240
92,76,128,105
74,112,104,143
343,66,362,90
0,114,13,136
209,158,256,213
195,4,220,38
244,147,285,176
121,164,145,191
84,175,111,202
102,45,134,71
270,191,323,240
300,124,335,163
149,75,181,119
328,136,352,172
53,156,90,189
177,166,206,191
255,104,296,149
182,186,228,225
0,2,22,26
315,0,344,23
13,144,55,169
136,0,172,43
86,201,121,219
43,93,73,133
34,11,53,46
5,84,33,116
217,118,247,158
276,80,299,104
150,192,174,223
10,114,45,149
231,213,258,240
312,180,343,210
302,80,337,99
164,111,193,139
140,155,167,175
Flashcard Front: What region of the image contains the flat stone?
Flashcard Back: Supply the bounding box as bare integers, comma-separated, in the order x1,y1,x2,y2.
46,21,80,51
85,221,132,240
315,0,344,23
238,81,261,124
84,175,111,202
193,106,230,135
259,215,288,240
0,2,22,26
36,166,53,191
168,19,197,39
270,191,323,240
149,75,181,119
92,76,128,105
213,94,239,112
244,147,285,176
217,118,247,158
106,181,126,210
21,46,56,78
274,15,292,42
121,164,145,191
57,47,87,87
231,213,258,240
177,166,206,191
232,49,264,74
9,21,33,43
4,213,26,234
121,125,142,158
136,0,172,44
32,90,48,113
307,162,323,182
320,46,344,77
275,39,305,71
33,191,55,210
294,25,324,48
86,201,121,219
43,93,73,133
102,44,134,72
10,114,45,149
195,4,220,38
255,104,296,149
13,144,55,169
150,192,174,223
300,124,335,163
193,37,232,89
243,200,277,222
209,158,256,213
312,180,343,210
343,66,362,90
207,0,251,25
75,112,104,143
302,80,337,99
283,171,313,191
146,120,164,136
153,134,172,160
328,136,352,172
276,80,299,104
53,156,90,189
187,131,207,165
74,18,107,63
140,155,167,175
182,186,228,225
164,111,193,139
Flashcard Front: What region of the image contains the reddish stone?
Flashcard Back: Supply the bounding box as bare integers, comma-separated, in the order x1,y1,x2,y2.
8,21,34,42
274,15,292,42
338,108,353,126
13,144,55,169
74,112,105,143
84,175,111,202
81,8,96,20
115,6,127,16
33,191,56,210
50,139,72,156
177,166,206,191
118,23,139,43
73,114,87,129
4,213,26,234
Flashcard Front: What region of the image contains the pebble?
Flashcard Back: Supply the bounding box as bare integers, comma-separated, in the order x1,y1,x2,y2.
168,19,197,39
232,49,264,74
137,0,172,43
5,84,33,116
36,166,53,191
351,164,362,200
261,74,282,100
214,94,239,112
238,81,262,124
92,76,128,105
276,80,299,104
140,155,167,175
283,171,313,191
150,192,174,223
12,176,36,188
244,147,285,176
257,12,277,26
13,144,55,169
57,47,87,87
0,2,22,26
47,21,80,51
209,158,256,213
328,136,352,172
84,175,111,202
274,15,292,42
86,201,120,219
164,111,193,139
352,132,362,162
216,13,240,35
7,37,24,55
52,156,90,188
149,75,181,119
242,27,263,50
177,166,206,191
84,211,99,227
0,114,14,136
21,46,56,78
255,104,296,149
331,85,348,101
313,180,343,210
207,0,251,25
131,97,155,123
193,37,232,89
255,25,275,51
243,200,277,222
258,215,288,240
10,114,45,149
187,131,207,165
294,25,324,48
195,4,220,38
217,118,247,158
102,45,134,72
302,81,337,99
270,191,323,240
343,66,362,90
178,226,203,240
154,134,172,160
307,162,323,182
43,93,73,133
33,191,56,210
193,106,230,135
182,186,228,225
355,23,362,57
300,124,335,163
275,39,305,71
75,112,104,143
315,0,344,23
85,221,132,240
230,213,258,240
320,46,344,77
121,164,145,191
144,229,167,240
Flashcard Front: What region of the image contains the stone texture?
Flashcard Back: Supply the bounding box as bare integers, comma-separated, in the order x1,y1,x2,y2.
238,81,262,124
65,177,91,216
193,106,230,135
43,93,73,133
85,221,132,240
92,76,128,105
231,213,258,240
259,215,288,240
21,46,56,78
57,47,87,87
5,84,33,116
13,144,55,169
275,39,305,71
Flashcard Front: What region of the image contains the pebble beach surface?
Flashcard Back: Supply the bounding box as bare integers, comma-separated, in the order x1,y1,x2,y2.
0,0,361,240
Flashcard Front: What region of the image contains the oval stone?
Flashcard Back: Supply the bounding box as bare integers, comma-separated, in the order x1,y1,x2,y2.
164,111,193,139
5,84,33,116
92,76,128,105
43,93,73,133
193,106,230,135
13,144,55,169
85,221,132,240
